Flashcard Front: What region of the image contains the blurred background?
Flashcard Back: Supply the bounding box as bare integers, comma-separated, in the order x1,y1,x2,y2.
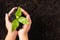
0,0,60,40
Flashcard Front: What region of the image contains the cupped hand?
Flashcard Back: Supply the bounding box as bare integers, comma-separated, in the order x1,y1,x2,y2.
5,7,18,40
18,8,32,40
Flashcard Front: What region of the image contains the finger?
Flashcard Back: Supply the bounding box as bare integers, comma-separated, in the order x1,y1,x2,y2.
22,15,32,32
5,13,11,25
23,24,30,32
8,7,17,16
21,8,29,17
21,8,32,23
22,20,31,32
21,8,32,31
26,15,32,24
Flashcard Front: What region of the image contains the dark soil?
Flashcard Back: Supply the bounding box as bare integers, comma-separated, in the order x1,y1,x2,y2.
0,0,60,40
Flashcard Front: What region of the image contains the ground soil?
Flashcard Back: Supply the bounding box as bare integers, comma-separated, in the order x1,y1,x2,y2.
0,0,60,40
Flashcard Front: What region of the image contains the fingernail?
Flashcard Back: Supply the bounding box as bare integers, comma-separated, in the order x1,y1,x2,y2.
15,7,17,8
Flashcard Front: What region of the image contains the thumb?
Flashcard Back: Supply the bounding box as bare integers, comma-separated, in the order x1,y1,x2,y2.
5,13,11,24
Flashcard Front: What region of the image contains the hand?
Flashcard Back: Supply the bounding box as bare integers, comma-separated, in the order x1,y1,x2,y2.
5,7,32,40
18,8,32,40
5,7,18,40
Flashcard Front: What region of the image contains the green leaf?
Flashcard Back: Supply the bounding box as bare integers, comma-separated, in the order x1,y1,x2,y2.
18,17,29,24
12,19,19,31
15,6,22,18
12,6,29,31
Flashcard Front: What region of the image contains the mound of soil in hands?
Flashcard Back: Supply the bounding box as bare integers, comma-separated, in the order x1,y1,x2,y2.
0,0,60,40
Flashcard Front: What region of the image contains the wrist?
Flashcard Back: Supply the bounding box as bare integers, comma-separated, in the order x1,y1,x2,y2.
18,33,28,40
5,33,15,40
5,31,17,40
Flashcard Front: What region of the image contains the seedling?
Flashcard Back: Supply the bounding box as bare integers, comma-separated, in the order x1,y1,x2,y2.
12,6,29,31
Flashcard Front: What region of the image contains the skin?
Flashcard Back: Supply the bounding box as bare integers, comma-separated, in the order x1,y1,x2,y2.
5,7,32,40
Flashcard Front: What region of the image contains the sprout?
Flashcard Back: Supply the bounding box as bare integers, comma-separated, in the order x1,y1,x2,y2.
12,6,29,31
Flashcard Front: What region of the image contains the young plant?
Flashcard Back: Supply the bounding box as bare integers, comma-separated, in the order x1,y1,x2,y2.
12,6,29,31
